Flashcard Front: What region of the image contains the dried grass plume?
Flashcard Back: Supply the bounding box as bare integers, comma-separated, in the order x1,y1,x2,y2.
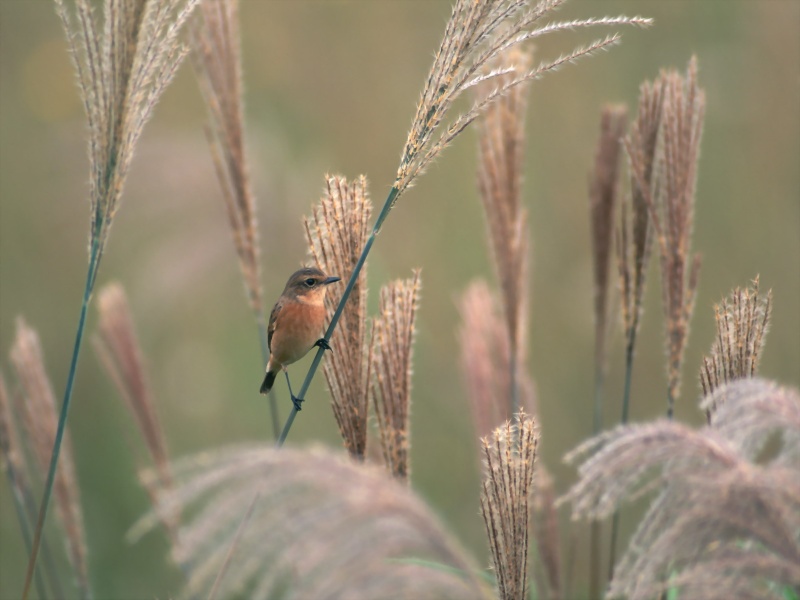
305,175,372,458
10,318,89,598
132,445,492,600
480,411,539,600
371,271,422,480
564,378,800,600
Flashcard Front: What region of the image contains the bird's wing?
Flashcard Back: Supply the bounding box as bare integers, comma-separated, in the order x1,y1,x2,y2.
268,300,282,352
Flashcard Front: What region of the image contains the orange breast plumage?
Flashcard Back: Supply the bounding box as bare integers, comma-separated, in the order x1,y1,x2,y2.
270,302,326,366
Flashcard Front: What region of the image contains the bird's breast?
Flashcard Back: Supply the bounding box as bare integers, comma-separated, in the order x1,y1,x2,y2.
270,302,326,366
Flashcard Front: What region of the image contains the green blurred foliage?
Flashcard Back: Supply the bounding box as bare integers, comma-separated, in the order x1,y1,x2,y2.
1,1,798,598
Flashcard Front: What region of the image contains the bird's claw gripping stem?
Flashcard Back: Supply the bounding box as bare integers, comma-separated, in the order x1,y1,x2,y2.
291,395,303,411
314,338,332,352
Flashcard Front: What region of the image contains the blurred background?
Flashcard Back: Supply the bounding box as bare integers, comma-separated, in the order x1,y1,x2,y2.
1,1,798,598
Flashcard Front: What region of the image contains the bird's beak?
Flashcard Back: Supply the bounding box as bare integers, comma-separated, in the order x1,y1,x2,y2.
323,276,341,285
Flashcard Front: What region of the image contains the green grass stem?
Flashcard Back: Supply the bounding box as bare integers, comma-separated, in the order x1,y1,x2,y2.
22,236,100,600
607,334,636,583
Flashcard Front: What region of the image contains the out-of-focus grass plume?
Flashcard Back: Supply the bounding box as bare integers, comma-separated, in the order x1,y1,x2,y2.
190,0,262,320
93,283,177,534
9,319,90,598
132,445,493,600
371,271,422,480
564,378,800,600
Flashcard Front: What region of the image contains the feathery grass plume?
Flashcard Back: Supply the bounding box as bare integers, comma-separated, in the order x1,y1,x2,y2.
276,0,651,447
371,271,422,480
627,57,706,418
25,1,200,594
563,378,800,600
590,105,627,385
617,74,664,385
0,372,63,600
389,0,651,219
608,72,664,581
587,103,626,598
131,445,492,600
458,281,536,439
55,0,200,265
700,277,772,420
190,0,261,317
701,379,800,466
480,411,539,600
304,175,372,457
531,465,562,600
474,46,532,416
93,283,177,530
10,318,90,599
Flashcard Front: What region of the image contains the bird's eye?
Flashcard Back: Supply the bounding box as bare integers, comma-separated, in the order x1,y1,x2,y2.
304,278,316,287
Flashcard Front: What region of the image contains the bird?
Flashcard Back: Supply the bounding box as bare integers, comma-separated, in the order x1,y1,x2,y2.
260,267,341,410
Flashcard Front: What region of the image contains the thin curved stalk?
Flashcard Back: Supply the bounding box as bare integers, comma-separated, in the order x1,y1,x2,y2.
276,187,397,447
22,236,101,600
607,333,636,583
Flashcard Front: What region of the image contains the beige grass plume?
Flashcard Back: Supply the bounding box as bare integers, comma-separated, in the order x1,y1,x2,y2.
700,277,772,420
480,411,539,600
590,105,627,376
93,283,177,534
10,319,89,598
370,271,422,480
564,378,800,600
304,175,372,458
458,281,536,438
54,0,200,263
190,0,263,320
382,0,651,227
131,445,492,600
627,57,706,417
618,75,664,361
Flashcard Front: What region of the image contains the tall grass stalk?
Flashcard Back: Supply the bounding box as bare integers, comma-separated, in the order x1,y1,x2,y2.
276,0,649,445
588,104,627,598
23,0,199,594
22,237,99,600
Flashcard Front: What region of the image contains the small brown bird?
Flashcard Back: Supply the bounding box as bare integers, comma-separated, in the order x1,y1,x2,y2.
260,267,341,410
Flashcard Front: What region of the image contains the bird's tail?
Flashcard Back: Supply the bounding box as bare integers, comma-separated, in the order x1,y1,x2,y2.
260,368,278,395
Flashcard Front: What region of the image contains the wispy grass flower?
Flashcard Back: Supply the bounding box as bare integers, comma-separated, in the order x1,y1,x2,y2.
590,105,627,395
0,373,65,600
480,411,539,600
25,0,199,593
587,103,626,596
628,57,706,418
187,0,282,438
564,378,800,600
10,319,89,599
304,175,372,458
700,277,772,419
93,283,177,534
132,446,492,599
371,271,422,480
458,281,536,438
278,0,651,445
474,47,533,416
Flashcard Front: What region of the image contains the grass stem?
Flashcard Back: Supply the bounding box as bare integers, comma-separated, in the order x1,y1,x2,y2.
22,236,100,600
607,333,636,583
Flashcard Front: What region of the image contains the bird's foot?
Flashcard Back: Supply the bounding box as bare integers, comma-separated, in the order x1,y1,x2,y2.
291,395,304,412
314,338,332,352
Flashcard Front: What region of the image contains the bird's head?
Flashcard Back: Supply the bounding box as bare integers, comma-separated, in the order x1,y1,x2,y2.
284,267,341,303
